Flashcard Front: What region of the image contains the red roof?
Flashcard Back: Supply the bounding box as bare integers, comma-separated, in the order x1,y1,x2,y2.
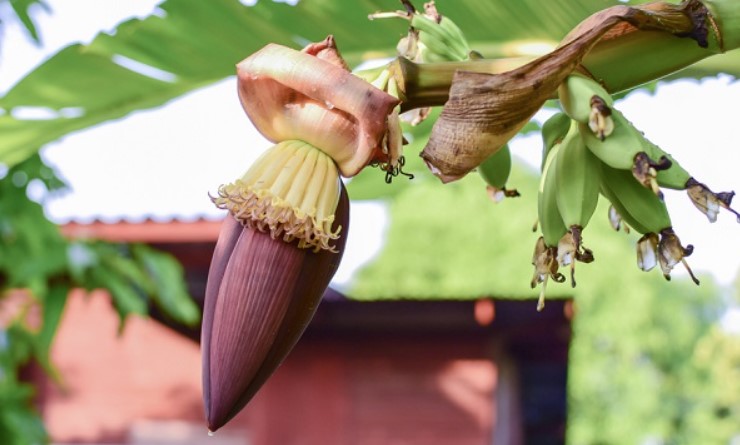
61,218,223,243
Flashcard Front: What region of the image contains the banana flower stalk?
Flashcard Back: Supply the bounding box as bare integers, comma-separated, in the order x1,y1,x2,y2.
202,36,398,432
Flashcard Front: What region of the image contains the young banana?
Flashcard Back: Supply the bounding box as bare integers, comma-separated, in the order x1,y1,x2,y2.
554,121,600,286
580,109,661,171
433,10,472,59
531,142,568,311
540,112,571,170
599,161,671,234
531,112,571,231
538,143,568,248
558,73,615,139
478,144,520,202
599,181,652,235
644,140,740,223
369,2,471,63
599,161,699,283
410,6,470,61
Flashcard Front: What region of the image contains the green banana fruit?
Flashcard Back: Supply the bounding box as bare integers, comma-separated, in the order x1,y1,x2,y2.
581,108,662,170
478,145,520,201
555,122,601,232
639,139,740,222
599,161,671,235
599,181,652,235
369,3,471,63
411,13,470,61
437,13,472,57
538,143,568,247
532,142,569,310
540,112,572,171
554,122,600,286
637,138,690,190
531,114,571,232
599,161,698,281
558,73,614,124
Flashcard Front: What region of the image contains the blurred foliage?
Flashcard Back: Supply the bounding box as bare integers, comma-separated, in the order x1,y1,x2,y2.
2,0,48,44
0,155,199,444
566,261,740,444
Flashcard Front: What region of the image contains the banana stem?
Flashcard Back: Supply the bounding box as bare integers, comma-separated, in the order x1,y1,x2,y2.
704,0,740,50
389,57,535,111
356,0,739,111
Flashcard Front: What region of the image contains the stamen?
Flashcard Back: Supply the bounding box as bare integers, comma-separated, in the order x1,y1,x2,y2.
211,141,342,252
537,278,548,312
632,152,664,199
681,259,700,285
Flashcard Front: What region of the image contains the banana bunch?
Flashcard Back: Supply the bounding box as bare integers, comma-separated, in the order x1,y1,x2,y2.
370,1,472,63
532,116,599,310
528,70,740,309
410,6,471,62
478,144,520,202
553,120,599,284
599,161,699,284
560,72,739,222
550,72,740,288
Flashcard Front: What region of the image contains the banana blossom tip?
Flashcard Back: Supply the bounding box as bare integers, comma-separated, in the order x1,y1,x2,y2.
202,184,350,431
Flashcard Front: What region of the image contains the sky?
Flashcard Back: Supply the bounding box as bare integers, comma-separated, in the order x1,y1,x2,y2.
1,1,739,297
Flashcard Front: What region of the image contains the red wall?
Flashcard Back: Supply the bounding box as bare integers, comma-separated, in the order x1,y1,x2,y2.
233,335,500,445
36,292,546,445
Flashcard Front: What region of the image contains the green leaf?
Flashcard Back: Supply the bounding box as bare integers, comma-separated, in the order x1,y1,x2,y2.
32,283,68,384
132,244,200,326
2,0,737,166
8,0,48,44
99,246,156,295
0,401,48,445
89,266,148,329
0,156,69,291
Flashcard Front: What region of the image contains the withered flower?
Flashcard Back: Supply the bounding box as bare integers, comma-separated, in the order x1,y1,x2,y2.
632,152,671,198
556,229,594,289
588,95,614,140
657,228,699,285
531,236,565,312
636,232,659,272
608,205,630,233
686,178,740,223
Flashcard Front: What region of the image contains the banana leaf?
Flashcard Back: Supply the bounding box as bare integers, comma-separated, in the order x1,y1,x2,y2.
1,0,739,167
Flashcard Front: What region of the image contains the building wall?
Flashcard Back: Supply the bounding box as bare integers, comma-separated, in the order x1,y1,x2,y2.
237,334,502,445
35,292,567,444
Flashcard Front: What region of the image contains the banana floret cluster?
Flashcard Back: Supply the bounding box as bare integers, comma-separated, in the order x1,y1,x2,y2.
531,73,739,311
211,140,342,252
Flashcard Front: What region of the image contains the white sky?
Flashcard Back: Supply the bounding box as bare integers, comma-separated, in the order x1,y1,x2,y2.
1,1,739,294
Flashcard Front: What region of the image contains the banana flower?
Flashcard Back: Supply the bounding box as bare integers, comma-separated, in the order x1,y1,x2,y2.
202,36,398,432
